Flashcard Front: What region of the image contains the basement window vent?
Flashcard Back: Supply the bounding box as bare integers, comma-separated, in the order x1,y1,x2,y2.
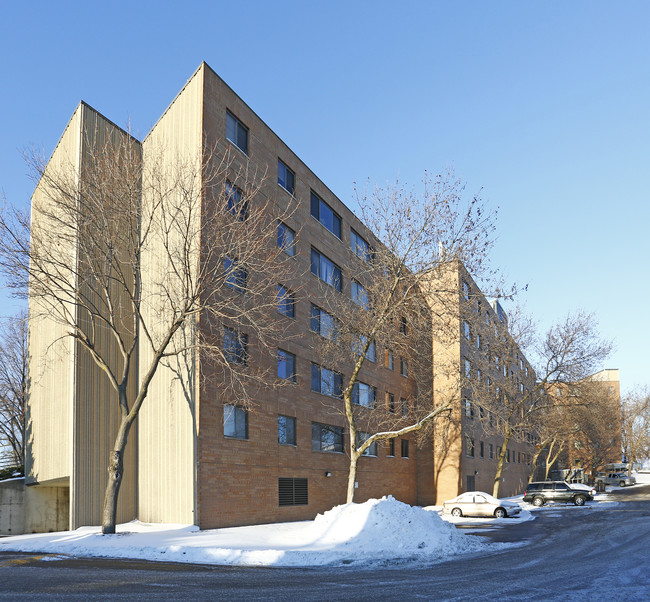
279,477,308,506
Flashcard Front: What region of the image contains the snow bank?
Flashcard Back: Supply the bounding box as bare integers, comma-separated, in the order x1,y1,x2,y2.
0,496,492,567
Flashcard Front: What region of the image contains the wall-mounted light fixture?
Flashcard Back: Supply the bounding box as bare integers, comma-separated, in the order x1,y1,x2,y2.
325,471,332,478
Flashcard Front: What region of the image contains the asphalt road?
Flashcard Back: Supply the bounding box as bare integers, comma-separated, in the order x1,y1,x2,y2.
1,484,649,601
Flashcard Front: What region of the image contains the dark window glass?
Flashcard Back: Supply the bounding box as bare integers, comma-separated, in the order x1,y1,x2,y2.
351,382,375,408
226,181,248,220
277,221,296,256
224,404,248,439
277,159,295,194
310,191,341,238
311,363,342,398
401,439,410,458
310,248,341,291
277,349,296,382
224,257,247,293
387,438,395,457
351,280,370,309
356,432,377,456
310,305,337,340
312,422,344,452
226,110,249,154
278,415,296,445
350,229,372,262
224,328,248,365
277,285,295,318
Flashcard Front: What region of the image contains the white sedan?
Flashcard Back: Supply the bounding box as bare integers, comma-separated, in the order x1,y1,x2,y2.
442,491,522,518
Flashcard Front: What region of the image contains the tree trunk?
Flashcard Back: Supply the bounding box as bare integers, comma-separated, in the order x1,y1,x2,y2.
527,446,545,485
492,434,511,498
346,452,359,504
101,417,132,534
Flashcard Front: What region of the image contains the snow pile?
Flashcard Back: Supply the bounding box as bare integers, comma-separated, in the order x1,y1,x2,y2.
306,495,483,558
0,496,491,567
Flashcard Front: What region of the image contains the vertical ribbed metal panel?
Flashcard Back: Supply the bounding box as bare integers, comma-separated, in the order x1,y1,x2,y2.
69,105,139,528
137,66,203,524
26,106,82,487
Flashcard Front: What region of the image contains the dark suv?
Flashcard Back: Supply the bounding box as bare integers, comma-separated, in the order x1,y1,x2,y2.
523,481,593,507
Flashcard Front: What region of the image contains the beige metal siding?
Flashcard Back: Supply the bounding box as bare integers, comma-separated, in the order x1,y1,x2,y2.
138,66,204,524
70,103,139,528
26,106,82,486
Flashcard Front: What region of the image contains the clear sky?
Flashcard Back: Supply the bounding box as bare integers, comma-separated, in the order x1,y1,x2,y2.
1,1,648,393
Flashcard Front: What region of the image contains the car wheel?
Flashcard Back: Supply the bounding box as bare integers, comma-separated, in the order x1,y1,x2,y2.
532,496,544,507
574,495,586,506
451,508,463,518
494,508,507,519
619,481,626,487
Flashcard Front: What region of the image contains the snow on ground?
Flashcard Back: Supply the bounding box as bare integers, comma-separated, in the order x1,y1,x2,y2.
0,495,498,568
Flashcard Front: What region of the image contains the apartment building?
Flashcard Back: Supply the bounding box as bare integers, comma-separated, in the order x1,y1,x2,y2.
24,62,535,531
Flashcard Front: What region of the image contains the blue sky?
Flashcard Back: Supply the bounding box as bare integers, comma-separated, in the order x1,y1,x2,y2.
1,1,648,393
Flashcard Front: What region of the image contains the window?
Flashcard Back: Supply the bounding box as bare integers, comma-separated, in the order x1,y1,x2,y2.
311,363,343,398
480,441,485,458
226,181,248,220
476,369,482,384
463,320,470,340
224,328,248,365
310,191,341,238
464,359,471,378
277,285,295,318
352,382,376,408
464,399,474,418
356,432,377,456
351,280,370,308
226,110,248,154
224,404,248,439
311,248,342,291
387,438,395,457
277,159,295,194
401,439,410,458
400,317,408,335
489,443,494,459
312,422,344,452
278,415,297,445
224,257,247,293
462,280,470,301
400,357,408,377
278,477,307,506
466,436,475,457
350,229,371,262
519,382,525,394
386,392,395,414
310,305,337,340
401,398,409,417
386,350,394,370
277,349,296,382
476,334,482,350
352,334,375,362
277,221,295,256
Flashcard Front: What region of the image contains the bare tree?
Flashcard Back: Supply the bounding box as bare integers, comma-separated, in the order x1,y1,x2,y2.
621,389,650,468
470,310,612,497
0,310,27,471
310,171,497,503
0,130,296,532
